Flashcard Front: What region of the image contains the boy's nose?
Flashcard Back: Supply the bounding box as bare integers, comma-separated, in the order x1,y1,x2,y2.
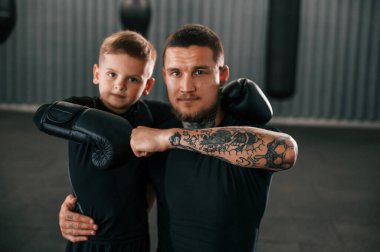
114,81,126,92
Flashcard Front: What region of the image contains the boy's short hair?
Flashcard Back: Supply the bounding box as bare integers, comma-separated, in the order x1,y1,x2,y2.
99,30,157,64
163,24,224,66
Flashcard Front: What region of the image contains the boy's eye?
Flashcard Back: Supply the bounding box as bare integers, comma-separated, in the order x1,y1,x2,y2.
107,72,116,78
128,77,141,83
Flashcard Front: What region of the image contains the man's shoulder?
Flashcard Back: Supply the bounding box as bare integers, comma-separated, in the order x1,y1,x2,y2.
223,112,280,132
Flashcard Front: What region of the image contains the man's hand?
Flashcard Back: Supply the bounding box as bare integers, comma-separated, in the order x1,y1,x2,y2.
130,126,173,157
59,194,98,243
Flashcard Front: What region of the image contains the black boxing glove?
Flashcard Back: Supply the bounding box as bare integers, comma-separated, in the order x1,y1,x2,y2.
221,78,273,124
33,101,133,170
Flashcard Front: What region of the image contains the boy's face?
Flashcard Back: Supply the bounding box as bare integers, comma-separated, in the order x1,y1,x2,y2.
93,53,155,114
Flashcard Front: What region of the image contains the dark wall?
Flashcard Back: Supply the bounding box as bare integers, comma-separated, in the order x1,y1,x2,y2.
0,0,379,123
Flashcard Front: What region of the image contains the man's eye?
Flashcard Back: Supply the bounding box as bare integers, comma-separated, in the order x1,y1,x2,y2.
194,69,205,76
170,70,181,77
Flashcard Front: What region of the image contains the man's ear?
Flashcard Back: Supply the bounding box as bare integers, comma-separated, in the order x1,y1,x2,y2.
93,64,100,85
143,78,155,96
219,65,230,86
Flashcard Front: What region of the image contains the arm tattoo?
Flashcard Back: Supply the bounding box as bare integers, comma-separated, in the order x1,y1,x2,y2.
169,132,181,146
237,138,294,170
169,128,294,170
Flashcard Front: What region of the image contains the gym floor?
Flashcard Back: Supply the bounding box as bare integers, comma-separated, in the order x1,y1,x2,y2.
1,110,379,252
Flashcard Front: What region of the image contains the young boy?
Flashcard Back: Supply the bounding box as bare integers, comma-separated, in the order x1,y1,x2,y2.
35,30,171,252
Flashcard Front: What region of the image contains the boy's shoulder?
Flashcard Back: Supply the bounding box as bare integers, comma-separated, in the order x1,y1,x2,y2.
143,100,171,111
63,96,97,108
142,100,178,128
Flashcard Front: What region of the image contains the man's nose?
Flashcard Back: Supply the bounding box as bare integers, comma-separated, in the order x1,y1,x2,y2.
180,75,196,92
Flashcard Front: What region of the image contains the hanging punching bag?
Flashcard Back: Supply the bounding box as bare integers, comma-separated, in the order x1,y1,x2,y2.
265,0,300,98
0,0,16,43
120,0,151,37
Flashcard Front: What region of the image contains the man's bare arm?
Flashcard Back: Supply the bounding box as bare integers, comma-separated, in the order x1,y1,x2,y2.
131,126,298,171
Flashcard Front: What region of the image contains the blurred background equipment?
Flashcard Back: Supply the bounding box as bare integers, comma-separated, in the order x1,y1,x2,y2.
120,0,151,37
265,0,300,98
0,0,16,43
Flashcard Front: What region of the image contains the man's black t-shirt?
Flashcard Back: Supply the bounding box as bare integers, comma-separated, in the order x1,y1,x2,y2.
149,113,273,252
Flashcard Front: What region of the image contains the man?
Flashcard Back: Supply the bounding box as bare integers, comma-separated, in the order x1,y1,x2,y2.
59,24,298,251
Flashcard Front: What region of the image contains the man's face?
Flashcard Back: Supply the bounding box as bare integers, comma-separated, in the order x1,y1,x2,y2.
162,46,228,122
93,53,154,114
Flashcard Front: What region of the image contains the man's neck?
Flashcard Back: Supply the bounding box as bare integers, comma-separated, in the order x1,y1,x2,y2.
182,107,224,130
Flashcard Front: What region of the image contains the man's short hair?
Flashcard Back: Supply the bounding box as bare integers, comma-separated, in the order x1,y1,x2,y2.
99,30,157,63
163,24,224,65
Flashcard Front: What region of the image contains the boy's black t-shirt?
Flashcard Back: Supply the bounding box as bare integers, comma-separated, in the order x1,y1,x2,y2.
64,96,172,252
148,112,273,252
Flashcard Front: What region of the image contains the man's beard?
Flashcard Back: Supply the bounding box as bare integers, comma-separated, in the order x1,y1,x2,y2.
171,91,221,130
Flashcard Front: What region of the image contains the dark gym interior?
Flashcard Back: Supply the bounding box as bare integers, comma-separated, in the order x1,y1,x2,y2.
1,0,379,251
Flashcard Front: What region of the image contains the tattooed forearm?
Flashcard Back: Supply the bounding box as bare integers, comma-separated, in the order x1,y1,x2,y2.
236,138,295,171
168,127,297,170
